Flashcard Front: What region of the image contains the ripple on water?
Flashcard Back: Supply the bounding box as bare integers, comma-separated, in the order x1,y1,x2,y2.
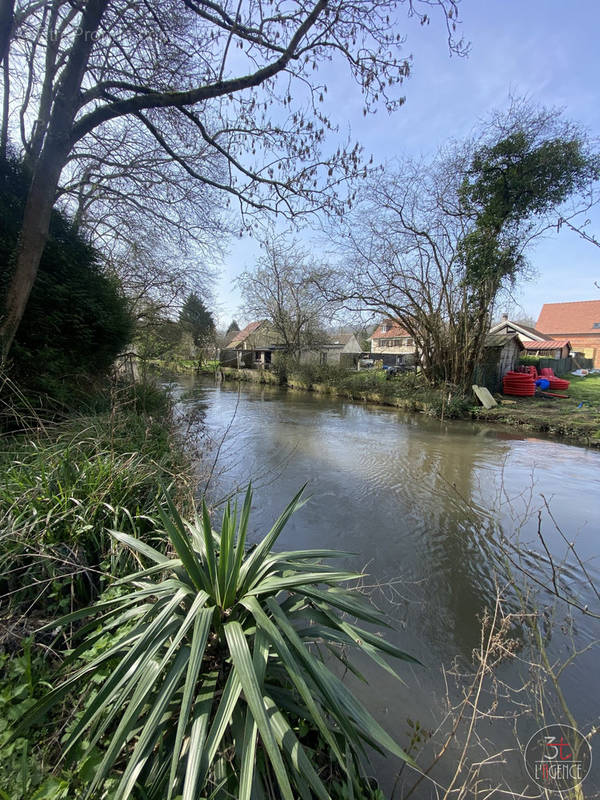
182,377,600,793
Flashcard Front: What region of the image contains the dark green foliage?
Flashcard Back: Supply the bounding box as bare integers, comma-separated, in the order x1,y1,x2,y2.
0,155,133,402
458,228,523,287
461,132,599,229
458,122,600,290
226,319,240,339
179,292,215,348
518,355,541,368
135,306,183,361
0,380,188,615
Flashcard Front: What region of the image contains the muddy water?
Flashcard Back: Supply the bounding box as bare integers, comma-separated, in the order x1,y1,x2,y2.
175,376,600,797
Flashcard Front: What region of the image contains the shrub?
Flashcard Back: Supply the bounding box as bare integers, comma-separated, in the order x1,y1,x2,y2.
17,487,417,799
0,155,132,404
518,355,541,368
0,381,188,614
428,389,472,419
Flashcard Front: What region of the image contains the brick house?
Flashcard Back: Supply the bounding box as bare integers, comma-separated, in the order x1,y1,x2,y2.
369,320,416,365
536,300,600,366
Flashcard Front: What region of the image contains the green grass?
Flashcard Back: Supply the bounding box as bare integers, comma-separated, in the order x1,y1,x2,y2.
564,374,600,403
475,373,600,444
283,363,600,441
0,378,195,799
0,380,191,617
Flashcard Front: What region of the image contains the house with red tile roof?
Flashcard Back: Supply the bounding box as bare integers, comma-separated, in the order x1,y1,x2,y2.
369,320,416,364
536,300,600,366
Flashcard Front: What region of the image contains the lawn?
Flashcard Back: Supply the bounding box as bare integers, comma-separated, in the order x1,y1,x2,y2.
474,372,600,445
565,373,600,404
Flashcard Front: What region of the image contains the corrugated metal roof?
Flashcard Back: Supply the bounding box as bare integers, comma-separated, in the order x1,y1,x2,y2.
523,339,570,350
484,333,522,348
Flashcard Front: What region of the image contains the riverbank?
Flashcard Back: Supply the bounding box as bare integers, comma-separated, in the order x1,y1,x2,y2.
473,375,600,445
0,378,193,797
215,365,600,448
177,371,600,797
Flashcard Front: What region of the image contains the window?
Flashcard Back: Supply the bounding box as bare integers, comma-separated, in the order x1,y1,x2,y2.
593,322,600,329
404,337,414,346
381,323,390,333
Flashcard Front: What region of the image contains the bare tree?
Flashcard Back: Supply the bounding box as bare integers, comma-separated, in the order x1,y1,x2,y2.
104,227,218,322
0,0,465,360
325,101,599,388
238,235,337,357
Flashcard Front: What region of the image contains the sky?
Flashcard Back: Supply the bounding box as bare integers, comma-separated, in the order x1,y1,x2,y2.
213,0,600,329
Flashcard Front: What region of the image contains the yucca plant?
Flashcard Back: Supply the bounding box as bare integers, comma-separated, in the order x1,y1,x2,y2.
17,486,417,799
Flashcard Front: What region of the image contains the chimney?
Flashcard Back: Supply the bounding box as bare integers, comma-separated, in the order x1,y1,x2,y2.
501,313,509,322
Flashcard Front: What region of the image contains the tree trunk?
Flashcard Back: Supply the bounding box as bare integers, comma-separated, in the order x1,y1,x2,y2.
0,152,65,360
0,0,14,67
0,0,108,361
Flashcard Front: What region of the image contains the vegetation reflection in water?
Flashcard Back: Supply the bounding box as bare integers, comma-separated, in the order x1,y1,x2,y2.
181,377,600,798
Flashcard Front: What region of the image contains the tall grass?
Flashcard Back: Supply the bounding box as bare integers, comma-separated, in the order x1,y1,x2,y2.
0,378,195,798
0,380,191,619
286,361,440,404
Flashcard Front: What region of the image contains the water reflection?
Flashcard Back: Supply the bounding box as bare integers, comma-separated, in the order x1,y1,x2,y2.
174,376,600,795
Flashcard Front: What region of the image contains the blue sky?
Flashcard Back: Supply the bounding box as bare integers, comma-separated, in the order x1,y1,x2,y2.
214,0,600,328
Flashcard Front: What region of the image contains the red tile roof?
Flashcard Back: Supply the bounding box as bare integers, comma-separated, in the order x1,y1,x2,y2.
228,320,266,347
371,320,410,339
523,340,570,351
536,301,600,335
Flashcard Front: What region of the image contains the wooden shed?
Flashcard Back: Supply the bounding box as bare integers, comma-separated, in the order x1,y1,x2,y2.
478,333,523,391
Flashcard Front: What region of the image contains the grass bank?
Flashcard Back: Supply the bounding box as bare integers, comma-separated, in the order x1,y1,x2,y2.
145,356,199,374
221,364,470,417
473,374,600,446
146,357,223,376
0,378,193,798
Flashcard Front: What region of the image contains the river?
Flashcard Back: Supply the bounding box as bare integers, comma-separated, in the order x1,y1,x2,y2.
174,375,600,798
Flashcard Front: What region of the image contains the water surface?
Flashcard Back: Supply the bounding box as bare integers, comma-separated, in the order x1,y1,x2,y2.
176,377,600,797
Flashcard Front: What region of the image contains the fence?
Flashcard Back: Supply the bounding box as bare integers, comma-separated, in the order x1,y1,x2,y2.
531,356,594,375
472,364,501,393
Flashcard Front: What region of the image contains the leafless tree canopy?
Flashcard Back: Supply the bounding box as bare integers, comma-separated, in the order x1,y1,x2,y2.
324,102,600,387
0,0,464,358
238,234,339,355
